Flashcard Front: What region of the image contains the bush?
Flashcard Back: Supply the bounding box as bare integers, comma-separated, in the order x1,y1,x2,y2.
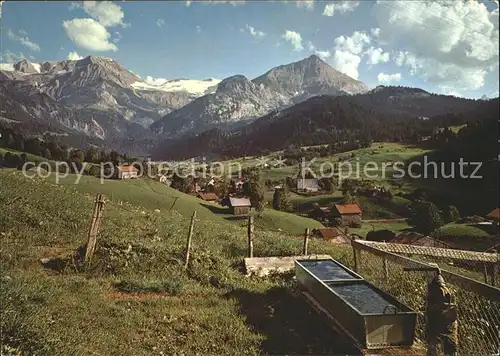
366,229,396,242
331,218,342,227
349,221,361,228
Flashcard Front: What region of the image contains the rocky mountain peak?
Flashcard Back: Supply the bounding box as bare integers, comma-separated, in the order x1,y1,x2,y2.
216,75,254,93
252,54,368,97
13,59,40,74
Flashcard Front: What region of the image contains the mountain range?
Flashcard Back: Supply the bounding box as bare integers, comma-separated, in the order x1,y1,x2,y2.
0,54,492,157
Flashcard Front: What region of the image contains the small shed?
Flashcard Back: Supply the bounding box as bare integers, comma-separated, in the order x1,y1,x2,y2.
118,165,139,179
332,203,362,226
312,228,351,244
229,197,251,216
197,192,220,202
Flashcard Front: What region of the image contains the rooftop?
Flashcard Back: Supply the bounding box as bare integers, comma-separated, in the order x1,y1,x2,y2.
334,203,362,215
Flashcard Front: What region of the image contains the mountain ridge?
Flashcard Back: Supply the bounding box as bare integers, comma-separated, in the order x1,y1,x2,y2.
152,55,370,137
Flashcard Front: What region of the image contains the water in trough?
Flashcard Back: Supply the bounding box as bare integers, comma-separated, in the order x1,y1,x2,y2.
299,260,360,281
326,282,402,314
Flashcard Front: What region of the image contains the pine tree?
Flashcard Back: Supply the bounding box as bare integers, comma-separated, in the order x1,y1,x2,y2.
272,188,282,211
342,190,353,204
408,201,444,234
243,168,265,212
443,205,460,223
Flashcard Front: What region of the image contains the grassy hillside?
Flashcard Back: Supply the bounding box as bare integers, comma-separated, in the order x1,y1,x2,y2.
43,174,322,235
0,169,355,355
195,142,428,183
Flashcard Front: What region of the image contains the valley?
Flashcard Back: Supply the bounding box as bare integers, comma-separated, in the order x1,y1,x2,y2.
1,40,498,356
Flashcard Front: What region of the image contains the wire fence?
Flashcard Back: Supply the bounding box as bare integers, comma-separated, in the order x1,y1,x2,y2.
351,240,500,355
358,240,500,286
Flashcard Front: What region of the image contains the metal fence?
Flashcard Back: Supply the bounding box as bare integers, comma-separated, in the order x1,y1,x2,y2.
351,240,500,355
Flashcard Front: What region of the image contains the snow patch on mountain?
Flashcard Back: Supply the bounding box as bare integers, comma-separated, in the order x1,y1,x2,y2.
32,63,41,73
0,63,15,71
131,77,221,96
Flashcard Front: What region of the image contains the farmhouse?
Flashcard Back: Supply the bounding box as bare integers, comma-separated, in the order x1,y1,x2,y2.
117,165,139,179
197,192,219,202
311,206,334,224
332,203,362,226
297,178,320,192
228,197,251,216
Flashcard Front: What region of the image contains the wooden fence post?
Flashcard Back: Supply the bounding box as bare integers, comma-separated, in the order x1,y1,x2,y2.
185,210,197,267
303,228,310,256
353,246,361,273
483,264,489,285
85,194,106,264
383,257,389,280
169,197,178,211
247,216,254,258
493,263,498,287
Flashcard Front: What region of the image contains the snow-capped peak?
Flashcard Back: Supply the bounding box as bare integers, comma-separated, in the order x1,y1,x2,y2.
131,76,221,97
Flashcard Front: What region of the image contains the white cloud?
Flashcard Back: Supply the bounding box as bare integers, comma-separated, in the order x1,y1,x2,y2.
156,19,165,28
296,1,315,10
441,89,464,97
316,50,331,60
377,72,402,85
6,28,41,52
331,31,371,79
196,25,201,34
242,24,266,39
112,31,122,44
373,0,499,91
282,30,303,51
67,51,83,60
370,28,380,38
82,1,126,27
308,41,331,59
0,50,26,63
323,1,359,16
63,18,118,52
364,47,390,65
68,2,81,11
186,1,192,6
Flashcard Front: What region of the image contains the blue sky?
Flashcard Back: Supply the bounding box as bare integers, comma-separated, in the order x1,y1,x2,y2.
1,0,499,98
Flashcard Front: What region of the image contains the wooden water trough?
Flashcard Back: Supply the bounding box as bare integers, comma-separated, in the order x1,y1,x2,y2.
295,259,418,350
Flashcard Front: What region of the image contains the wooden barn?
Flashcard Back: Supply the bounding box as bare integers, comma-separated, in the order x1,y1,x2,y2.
332,203,362,226
197,192,220,203
228,197,251,216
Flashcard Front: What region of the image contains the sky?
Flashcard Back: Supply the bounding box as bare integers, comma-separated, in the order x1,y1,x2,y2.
0,0,499,99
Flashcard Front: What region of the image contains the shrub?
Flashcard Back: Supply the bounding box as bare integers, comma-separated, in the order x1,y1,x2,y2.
349,221,361,228
366,229,396,242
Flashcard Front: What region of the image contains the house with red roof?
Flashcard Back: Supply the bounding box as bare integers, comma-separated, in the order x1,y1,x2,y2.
117,165,139,179
332,203,362,226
